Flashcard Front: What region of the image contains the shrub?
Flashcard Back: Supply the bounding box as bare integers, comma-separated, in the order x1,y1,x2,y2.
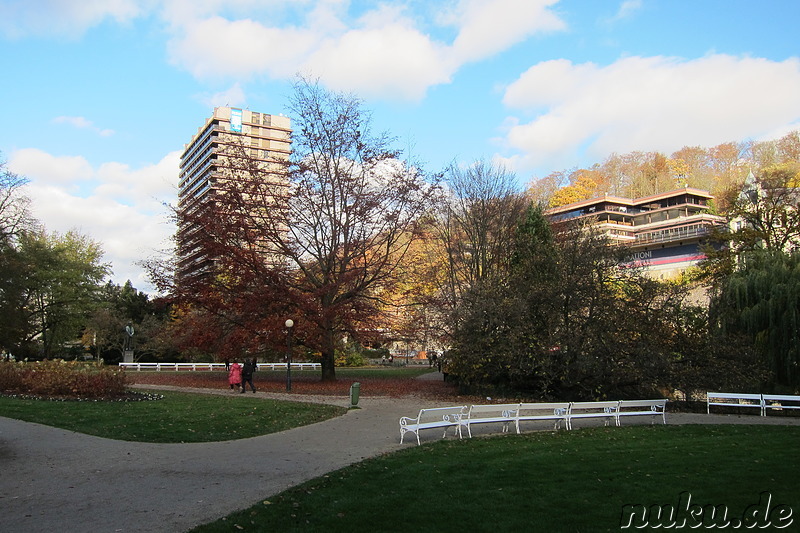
0,360,129,399
335,344,367,367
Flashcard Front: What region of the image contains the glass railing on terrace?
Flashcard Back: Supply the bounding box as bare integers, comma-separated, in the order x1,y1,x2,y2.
634,223,712,245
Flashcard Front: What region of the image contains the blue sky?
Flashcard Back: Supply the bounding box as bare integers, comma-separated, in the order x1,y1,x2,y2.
1,0,799,293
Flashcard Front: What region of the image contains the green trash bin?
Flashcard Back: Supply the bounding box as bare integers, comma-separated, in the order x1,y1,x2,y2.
349,382,360,408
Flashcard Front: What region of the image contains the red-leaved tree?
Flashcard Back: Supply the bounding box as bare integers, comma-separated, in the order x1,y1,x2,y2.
150,78,437,381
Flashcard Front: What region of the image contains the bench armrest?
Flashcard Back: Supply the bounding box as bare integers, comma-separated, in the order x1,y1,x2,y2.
399,416,420,426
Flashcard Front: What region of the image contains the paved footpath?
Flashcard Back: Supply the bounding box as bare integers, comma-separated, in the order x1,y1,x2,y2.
1,383,799,533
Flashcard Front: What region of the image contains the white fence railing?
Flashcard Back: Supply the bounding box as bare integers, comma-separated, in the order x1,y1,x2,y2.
118,362,321,372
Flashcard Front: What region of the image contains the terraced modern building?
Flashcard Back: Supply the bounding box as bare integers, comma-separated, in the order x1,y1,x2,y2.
545,187,727,278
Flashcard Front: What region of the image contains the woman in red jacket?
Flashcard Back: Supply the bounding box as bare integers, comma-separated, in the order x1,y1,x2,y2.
228,361,242,391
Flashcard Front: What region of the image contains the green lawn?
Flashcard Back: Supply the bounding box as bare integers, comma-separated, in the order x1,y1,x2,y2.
3,383,796,531
0,390,346,442
191,424,800,532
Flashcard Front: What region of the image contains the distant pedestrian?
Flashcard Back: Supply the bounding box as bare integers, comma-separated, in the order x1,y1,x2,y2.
228,361,242,391
241,359,256,393
224,357,230,371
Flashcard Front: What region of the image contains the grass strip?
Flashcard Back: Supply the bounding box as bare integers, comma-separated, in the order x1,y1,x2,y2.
0,390,346,443
191,424,800,532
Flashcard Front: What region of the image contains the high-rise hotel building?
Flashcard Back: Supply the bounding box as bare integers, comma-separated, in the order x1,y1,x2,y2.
177,107,291,281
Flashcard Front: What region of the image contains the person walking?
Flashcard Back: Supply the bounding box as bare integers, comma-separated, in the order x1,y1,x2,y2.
228,360,242,392
241,359,256,393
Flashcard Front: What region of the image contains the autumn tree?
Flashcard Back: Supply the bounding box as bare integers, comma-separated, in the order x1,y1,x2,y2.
371,220,448,355
157,78,436,381
720,163,800,255
527,169,566,206
282,80,436,379
746,132,800,172
433,159,527,305
548,168,606,207
776,130,800,162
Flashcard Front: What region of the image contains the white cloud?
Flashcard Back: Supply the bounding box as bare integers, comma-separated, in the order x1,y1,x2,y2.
53,116,115,137
9,149,178,292
198,82,247,108
0,0,144,39
500,54,800,174
304,5,454,100
606,0,643,24
448,0,565,63
165,0,567,101
3,1,567,102
9,148,94,186
167,15,319,80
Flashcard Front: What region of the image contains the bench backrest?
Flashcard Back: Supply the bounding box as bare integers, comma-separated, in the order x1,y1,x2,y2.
517,402,570,417
570,401,619,412
618,399,667,410
418,406,468,423
707,392,761,402
467,403,519,418
762,394,800,402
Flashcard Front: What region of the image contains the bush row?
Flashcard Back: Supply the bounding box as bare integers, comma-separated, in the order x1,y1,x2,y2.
0,360,129,399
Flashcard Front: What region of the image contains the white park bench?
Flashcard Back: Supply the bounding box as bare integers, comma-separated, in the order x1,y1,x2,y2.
460,403,520,438
399,399,671,444
761,394,800,416
515,402,570,433
566,401,619,430
399,406,468,445
616,399,667,425
706,392,763,415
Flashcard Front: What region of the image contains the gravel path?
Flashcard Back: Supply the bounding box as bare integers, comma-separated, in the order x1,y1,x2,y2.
1,384,798,533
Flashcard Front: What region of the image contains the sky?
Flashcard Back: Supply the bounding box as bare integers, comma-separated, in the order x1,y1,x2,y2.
1,0,799,294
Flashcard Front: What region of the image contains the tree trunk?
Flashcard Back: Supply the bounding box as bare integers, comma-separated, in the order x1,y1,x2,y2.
320,325,337,382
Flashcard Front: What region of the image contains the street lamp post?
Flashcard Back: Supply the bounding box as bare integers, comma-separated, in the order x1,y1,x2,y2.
285,319,294,392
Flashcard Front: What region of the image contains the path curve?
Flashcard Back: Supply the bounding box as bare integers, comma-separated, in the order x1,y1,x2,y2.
1,385,798,533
